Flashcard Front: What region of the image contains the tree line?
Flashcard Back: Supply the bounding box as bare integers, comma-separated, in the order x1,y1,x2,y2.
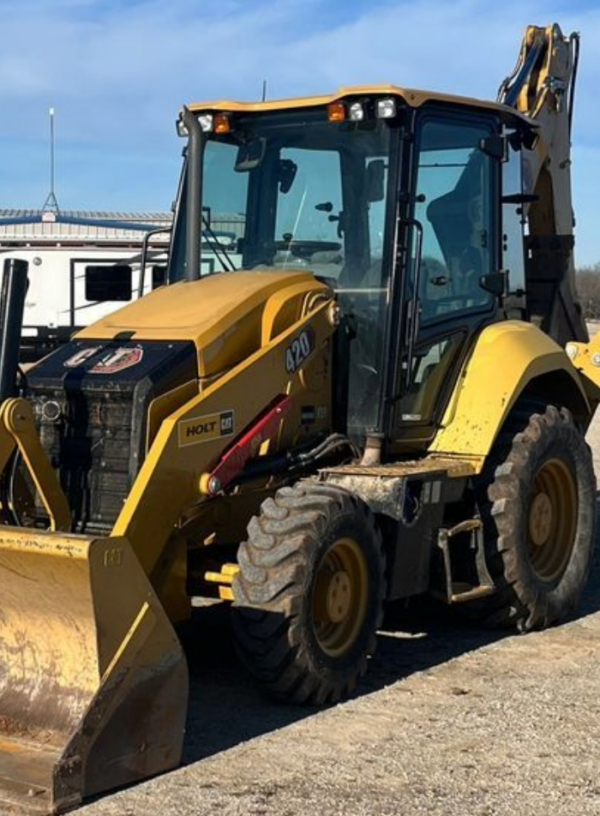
576,265,600,319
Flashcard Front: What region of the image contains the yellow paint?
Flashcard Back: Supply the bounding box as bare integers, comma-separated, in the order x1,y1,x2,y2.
0,529,187,808
565,336,600,403
0,397,70,531
429,321,589,462
75,270,330,378
204,563,240,586
186,85,530,127
261,280,327,345
112,295,335,577
147,379,199,451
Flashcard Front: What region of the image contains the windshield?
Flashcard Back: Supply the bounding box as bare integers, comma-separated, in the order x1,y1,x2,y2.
169,105,397,440
170,108,393,287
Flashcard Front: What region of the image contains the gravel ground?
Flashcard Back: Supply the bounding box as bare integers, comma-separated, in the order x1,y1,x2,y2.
74,404,600,816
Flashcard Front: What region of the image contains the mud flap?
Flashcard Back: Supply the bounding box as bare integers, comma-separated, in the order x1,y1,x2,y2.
0,529,188,814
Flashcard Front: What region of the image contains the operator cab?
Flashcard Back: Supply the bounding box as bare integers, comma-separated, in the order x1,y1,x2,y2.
169,89,534,455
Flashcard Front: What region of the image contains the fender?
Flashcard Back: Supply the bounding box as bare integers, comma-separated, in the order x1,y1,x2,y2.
428,320,590,464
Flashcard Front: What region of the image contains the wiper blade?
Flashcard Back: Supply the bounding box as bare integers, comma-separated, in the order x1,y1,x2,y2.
201,216,237,272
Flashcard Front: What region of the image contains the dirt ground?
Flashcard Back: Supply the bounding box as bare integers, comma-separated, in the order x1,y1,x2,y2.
77,408,600,816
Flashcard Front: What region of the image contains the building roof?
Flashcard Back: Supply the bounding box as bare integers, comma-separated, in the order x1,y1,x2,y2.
0,210,173,247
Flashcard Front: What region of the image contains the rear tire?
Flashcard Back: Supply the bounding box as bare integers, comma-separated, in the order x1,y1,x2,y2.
232,481,385,704
475,404,596,630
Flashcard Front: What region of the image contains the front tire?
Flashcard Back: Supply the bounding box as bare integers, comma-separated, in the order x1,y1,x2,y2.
475,404,596,630
232,481,385,704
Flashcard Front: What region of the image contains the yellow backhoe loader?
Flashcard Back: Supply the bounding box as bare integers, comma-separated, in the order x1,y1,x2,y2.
0,21,597,814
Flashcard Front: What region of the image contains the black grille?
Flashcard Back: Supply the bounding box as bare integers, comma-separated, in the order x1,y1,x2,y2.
25,339,197,534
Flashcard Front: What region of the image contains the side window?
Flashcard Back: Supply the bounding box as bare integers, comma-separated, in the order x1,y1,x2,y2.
502,137,526,293
399,334,464,425
413,118,496,323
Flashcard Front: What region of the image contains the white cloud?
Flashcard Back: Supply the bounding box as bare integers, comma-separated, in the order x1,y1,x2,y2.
1,0,600,260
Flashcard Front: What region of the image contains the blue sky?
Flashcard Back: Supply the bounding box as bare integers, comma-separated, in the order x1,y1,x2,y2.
2,0,600,265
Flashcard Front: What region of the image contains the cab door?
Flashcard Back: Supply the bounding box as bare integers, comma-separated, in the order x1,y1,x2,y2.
390,112,501,452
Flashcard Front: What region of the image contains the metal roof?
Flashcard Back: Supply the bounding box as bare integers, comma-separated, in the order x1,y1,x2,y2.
0,210,172,247
0,209,172,221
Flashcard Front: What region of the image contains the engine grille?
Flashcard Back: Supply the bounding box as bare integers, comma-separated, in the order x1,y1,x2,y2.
24,339,197,535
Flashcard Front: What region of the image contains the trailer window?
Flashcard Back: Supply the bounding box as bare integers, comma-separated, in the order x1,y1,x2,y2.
84,264,132,302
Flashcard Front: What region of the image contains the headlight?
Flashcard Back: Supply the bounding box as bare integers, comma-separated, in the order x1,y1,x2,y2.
348,102,365,121
198,114,214,132
376,98,397,119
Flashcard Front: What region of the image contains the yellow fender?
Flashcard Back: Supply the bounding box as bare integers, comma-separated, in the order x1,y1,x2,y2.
428,320,590,467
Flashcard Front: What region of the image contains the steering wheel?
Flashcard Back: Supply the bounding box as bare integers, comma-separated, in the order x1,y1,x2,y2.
272,239,342,259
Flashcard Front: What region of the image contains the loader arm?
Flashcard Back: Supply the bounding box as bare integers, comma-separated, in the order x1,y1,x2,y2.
0,270,337,814
0,398,70,530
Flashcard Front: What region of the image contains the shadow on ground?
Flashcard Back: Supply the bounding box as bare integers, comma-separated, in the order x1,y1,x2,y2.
180,495,600,766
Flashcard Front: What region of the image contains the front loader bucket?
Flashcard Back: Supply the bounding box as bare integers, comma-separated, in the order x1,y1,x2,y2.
0,529,188,814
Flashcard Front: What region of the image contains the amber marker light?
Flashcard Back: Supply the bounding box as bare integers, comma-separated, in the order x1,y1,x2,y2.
327,102,346,122
214,114,231,133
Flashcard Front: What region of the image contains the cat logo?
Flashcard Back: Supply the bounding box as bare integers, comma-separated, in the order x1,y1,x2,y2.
178,410,235,447
64,345,144,374
64,347,101,368
89,346,144,374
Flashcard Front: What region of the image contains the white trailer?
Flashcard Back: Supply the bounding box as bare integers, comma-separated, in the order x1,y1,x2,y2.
0,209,243,360
0,210,171,360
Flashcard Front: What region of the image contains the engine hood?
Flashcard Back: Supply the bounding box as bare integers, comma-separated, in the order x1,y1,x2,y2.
75,269,331,377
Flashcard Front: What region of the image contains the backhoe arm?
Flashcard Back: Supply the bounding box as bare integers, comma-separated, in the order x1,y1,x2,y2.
499,23,586,345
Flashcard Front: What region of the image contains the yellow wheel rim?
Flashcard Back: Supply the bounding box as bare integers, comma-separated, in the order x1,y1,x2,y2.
527,458,577,584
312,537,369,658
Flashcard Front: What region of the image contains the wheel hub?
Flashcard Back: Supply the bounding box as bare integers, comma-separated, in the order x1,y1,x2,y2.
325,570,352,623
312,536,369,658
526,457,578,585
528,491,554,547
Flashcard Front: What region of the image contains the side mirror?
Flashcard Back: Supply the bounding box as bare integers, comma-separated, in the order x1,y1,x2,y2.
85,265,132,302
479,271,506,296
479,135,507,160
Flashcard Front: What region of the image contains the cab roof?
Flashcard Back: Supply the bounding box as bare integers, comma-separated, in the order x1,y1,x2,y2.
186,84,534,130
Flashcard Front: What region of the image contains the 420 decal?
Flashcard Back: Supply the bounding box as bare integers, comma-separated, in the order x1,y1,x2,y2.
285,328,316,374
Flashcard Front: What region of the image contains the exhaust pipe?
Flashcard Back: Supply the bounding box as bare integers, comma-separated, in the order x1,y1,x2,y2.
0,258,28,401
182,106,203,282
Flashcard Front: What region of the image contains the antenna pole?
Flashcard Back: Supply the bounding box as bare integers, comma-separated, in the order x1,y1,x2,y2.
50,107,55,198
42,106,60,215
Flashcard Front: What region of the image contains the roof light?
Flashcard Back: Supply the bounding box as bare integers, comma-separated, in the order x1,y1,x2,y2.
327,102,346,122
376,98,397,119
176,117,188,137
198,114,214,132
348,102,365,121
214,114,231,134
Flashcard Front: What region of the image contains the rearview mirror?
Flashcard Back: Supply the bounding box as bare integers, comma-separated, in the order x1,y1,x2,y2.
235,139,266,171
